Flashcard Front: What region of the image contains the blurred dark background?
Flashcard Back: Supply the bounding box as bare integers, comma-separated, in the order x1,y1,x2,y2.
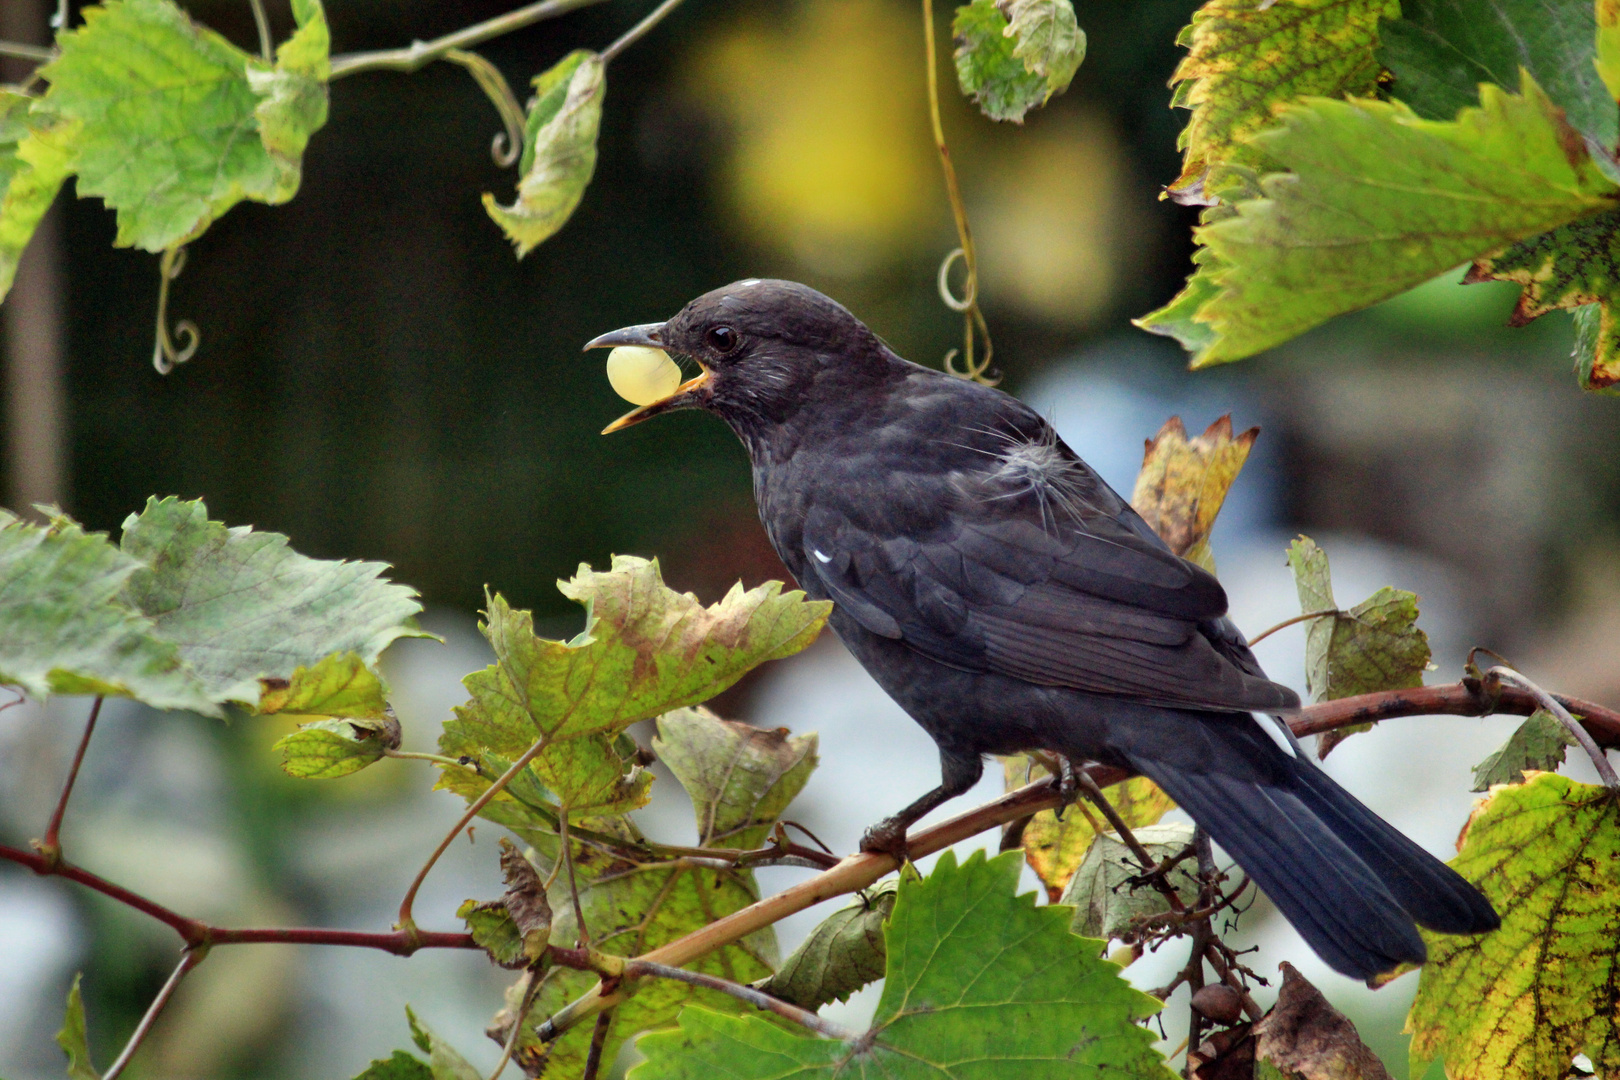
2,1,1618,1077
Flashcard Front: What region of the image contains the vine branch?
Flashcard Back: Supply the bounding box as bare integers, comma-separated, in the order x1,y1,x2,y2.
600,0,687,65
327,0,608,79
35,695,102,867
103,948,206,1080
623,960,856,1039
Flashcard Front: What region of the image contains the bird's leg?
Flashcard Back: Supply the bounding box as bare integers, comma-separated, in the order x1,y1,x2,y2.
1054,753,1080,803
859,752,983,864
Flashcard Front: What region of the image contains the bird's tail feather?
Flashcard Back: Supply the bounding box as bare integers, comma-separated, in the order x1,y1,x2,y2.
1121,748,1497,980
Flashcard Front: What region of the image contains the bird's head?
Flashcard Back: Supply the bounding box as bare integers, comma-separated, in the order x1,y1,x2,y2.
585,279,895,440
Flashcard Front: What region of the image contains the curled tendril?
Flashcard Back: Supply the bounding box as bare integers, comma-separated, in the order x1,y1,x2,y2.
152,246,199,375
445,49,526,169
936,247,974,312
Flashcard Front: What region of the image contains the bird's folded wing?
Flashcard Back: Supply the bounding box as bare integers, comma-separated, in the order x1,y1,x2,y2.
802,505,1297,713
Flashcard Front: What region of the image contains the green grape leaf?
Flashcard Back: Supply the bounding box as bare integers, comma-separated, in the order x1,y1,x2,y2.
497,857,778,1078
0,92,77,303
483,50,604,257
754,878,901,1010
38,0,328,252
57,973,100,1080
119,497,426,714
439,558,826,814
952,1,1050,123
1003,0,1085,107
653,706,818,848
274,713,397,779
1130,414,1258,574
405,1008,481,1080
1380,0,1616,147
1287,537,1431,757
1407,773,1620,1080
1471,709,1577,791
1003,755,1175,898
248,0,331,171
1165,0,1396,202
1061,822,1201,941
1574,301,1620,393
458,898,525,968
352,1051,432,1080
1467,205,1620,391
1254,963,1392,1080
257,651,392,720
0,512,213,713
631,850,1171,1080
1141,74,1620,366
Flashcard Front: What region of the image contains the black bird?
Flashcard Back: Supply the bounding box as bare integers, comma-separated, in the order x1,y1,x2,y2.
585,279,1498,980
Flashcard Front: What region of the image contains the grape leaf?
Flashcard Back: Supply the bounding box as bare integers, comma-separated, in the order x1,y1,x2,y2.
631,850,1172,1080
1380,0,1616,146
459,839,552,969
1254,963,1392,1080
1164,0,1397,203
653,706,818,848
1287,537,1431,757
119,497,426,714
1407,773,1620,1080
483,50,604,257
1600,0,1620,103
57,973,99,1080
37,0,329,252
438,558,827,814
1062,822,1200,941
257,651,391,720
0,91,77,303
1471,710,1577,791
1130,413,1258,574
0,511,213,713
1466,205,1620,391
755,877,901,1010
274,712,398,779
1003,755,1175,899
1004,0,1085,97
952,1,1058,124
496,856,778,1078
405,1008,480,1080
352,1051,432,1080
1141,74,1620,366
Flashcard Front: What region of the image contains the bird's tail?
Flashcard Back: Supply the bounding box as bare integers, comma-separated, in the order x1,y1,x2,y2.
1112,720,1499,981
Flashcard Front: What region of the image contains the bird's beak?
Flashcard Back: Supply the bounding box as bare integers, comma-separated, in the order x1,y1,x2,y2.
583,322,713,434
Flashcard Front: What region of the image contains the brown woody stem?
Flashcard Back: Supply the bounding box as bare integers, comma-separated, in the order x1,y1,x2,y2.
35,695,102,867
624,961,855,1039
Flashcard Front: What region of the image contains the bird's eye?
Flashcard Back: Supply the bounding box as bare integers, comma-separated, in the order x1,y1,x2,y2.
705,325,741,355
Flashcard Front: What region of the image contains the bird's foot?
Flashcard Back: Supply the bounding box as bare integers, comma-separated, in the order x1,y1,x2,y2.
1052,754,1080,804
859,817,912,865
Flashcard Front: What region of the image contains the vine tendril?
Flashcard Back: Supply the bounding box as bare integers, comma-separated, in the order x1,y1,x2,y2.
152,247,199,375
445,49,527,168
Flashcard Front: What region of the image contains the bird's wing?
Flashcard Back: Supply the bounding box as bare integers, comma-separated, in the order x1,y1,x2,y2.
799,465,1298,714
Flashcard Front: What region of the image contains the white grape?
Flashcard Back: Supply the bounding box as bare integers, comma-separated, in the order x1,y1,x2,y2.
605,346,682,406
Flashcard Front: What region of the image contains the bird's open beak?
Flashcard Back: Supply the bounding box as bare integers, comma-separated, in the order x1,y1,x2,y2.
583,322,713,434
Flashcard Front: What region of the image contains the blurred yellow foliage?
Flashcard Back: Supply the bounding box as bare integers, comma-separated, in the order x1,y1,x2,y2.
682,0,935,275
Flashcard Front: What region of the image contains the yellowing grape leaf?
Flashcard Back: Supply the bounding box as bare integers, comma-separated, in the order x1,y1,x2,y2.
484,50,604,257
1130,413,1258,573
653,706,817,848
754,877,901,1010
458,838,552,969
120,497,426,715
1407,772,1620,1080
1165,0,1397,203
630,851,1172,1080
37,0,329,252
1141,74,1620,366
0,91,77,303
1287,536,1431,757
439,558,825,814
1003,754,1175,899
1600,0,1620,103
1467,205,1620,391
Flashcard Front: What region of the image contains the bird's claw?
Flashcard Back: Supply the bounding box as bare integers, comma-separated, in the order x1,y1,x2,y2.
860,818,912,865
1052,754,1080,804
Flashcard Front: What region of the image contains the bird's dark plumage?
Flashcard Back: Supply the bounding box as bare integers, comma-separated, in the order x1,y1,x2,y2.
588,278,1499,979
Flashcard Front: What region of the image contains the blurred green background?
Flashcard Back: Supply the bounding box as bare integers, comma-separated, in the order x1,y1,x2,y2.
2,1,1618,1077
